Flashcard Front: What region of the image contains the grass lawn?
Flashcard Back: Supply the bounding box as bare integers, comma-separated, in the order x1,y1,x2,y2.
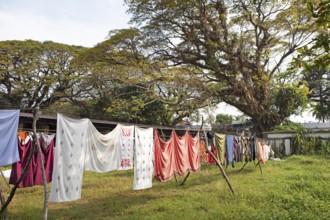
1,155,329,220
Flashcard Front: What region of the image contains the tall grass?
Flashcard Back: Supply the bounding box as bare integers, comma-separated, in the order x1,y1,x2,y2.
1,155,329,219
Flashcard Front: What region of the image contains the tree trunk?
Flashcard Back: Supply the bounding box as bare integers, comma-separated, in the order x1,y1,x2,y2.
32,107,48,220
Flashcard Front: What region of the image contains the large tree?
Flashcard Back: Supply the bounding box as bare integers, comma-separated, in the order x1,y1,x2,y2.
293,0,330,122
77,28,214,126
125,0,316,133
0,40,86,110
0,40,86,219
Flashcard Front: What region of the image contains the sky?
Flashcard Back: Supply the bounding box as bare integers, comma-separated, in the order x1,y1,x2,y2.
0,0,318,123
0,0,130,47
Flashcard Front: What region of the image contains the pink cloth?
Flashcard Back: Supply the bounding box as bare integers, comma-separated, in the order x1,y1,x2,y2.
154,130,200,182
257,139,266,164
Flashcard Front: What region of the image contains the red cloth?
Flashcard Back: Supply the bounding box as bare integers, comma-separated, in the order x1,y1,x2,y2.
154,130,200,182
207,146,218,164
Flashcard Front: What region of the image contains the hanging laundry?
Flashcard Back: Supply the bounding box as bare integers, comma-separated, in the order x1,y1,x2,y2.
206,131,215,151
0,110,20,167
154,130,200,182
250,135,256,161
199,138,208,163
207,145,218,165
9,133,35,188
233,137,241,162
133,127,154,190
50,114,89,202
84,123,121,172
241,137,251,162
226,135,235,168
257,139,271,164
34,133,55,185
118,125,134,170
214,133,226,165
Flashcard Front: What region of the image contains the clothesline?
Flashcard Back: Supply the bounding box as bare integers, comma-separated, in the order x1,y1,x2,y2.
1,111,271,205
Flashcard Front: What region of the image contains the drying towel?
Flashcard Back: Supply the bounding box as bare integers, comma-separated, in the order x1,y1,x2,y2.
0,110,20,166
133,127,154,190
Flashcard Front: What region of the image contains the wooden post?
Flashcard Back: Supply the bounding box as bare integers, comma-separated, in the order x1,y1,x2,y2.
179,171,190,186
255,161,263,175
32,106,48,220
201,118,234,194
0,171,10,189
236,162,248,173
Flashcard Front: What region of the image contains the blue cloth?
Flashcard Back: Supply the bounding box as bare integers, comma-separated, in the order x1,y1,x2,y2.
0,110,20,166
226,135,234,168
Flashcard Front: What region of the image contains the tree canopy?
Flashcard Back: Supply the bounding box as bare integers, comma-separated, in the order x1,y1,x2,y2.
0,40,86,110
125,0,317,133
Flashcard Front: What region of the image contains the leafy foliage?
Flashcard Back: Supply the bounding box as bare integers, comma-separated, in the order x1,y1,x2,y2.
125,0,316,132
215,113,233,124
0,40,86,110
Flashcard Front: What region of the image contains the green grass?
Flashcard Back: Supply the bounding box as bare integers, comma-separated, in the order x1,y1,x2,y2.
1,155,330,220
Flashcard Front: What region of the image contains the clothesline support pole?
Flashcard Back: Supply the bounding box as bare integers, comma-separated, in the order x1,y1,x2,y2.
200,117,234,194
180,171,190,186
236,162,248,173
32,106,48,220
255,161,263,175
173,172,191,186
0,171,10,189
206,149,235,194
173,174,179,186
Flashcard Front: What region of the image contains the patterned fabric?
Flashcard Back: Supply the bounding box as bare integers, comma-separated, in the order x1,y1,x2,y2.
241,137,251,162
118,125,134,170
133,127,154,190
84,123,121,172
199,139,208,163
233,137,241,162
50,115,134,202
50,114,89,202
0,110,20,166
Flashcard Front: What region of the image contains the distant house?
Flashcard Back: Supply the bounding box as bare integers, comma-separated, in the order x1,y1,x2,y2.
301,122,330,132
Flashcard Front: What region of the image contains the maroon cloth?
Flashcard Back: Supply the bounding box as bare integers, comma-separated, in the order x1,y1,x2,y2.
154,130,200,182
9,133,55,188
34,136,54,185
9,134,35,188
207,146,218,165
